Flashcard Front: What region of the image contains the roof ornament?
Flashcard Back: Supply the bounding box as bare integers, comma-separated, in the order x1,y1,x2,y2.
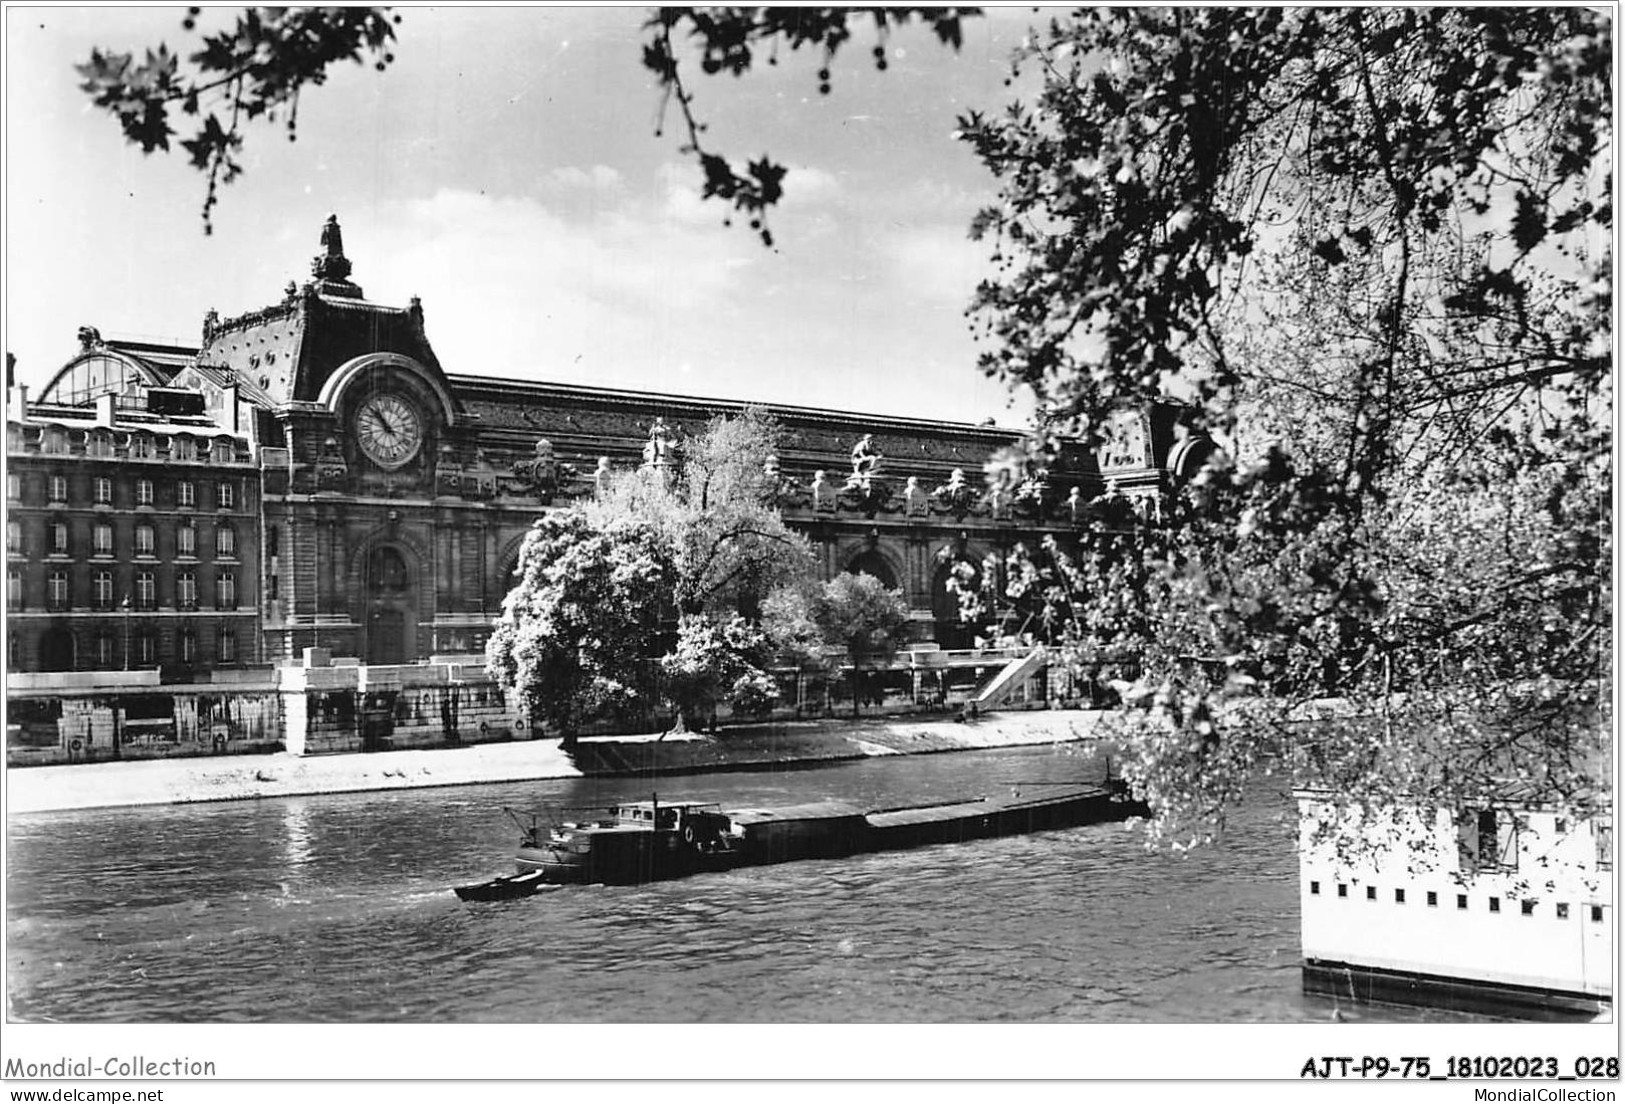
309,214,362,297
76,326,103,350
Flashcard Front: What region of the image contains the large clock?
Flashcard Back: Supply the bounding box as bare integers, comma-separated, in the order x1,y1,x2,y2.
354,393,424,468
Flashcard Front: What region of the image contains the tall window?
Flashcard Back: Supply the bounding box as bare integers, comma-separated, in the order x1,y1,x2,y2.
94,633,115,667
6,473,17,500
212,440,234,463
49,475,68,503
216,525,236,557
135,524,155,556
87,433,113,458
47,570,70,610
135,571,156,610
218,629,237,663
136,479,154,506
7,520,21,553
177,522,196,558
135,629,156,665
217,571,236,609
180,628,198,664
177,481,195,508
130,434,154,459
93,523,114,556
1598,820,1614,872
172,436,196,461
50,522,69,556
41,429,67,454
177,571,197,610
93,570,115,609
217,481,235,509
7,569,21,610
94,477,113,504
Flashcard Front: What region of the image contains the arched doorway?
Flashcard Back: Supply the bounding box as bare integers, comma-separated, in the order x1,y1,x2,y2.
363,544,416,665
932,557,981,649
844,548,898,590
39,626,76,672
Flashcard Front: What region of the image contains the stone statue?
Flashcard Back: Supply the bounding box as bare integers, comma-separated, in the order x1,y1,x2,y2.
1066,485,1085,524
512,437,559,497
931,467,976,519
811,469,836,512
903,475,928,516
643,418,678,468
594,456,614,497
850,434,882,480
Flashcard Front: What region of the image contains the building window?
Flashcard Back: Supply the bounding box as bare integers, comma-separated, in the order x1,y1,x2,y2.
1366,886,1377,901
177,481,195,508
135,524,155,556
136,479,154,506
1590,905,1604,923
217,481,235,509
49,474,67,503
50,522,69,556
177,522,196,558
1521,900,1536,916
1459,808,1518,873
94,477,113,504
135,629,156,665
1556,818,1568,835
135,571,155,610
41,428,67,454
212,440,234,463
1427,891,1438,907
1309,881,1320,896
7,520,21,554
93,570,115,610
177,572,197,610
1557,903,1570,920
1489,897,1501,913
94,633,115,667
93,523,114,557
216,525,236,557
217,571,236,609
218,629,237,663
130,434,154,459
7,569,21,610
1456,894,1468,910
180,628,197,664
6,473,17,500
1394,888,1406,904
1336,884,1348,898
47,570,69,610
172,436,195,461
87,433,113,458
1596,820,1613,871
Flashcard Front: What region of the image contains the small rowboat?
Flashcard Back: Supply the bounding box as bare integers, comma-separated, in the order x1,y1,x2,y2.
452,869,550,902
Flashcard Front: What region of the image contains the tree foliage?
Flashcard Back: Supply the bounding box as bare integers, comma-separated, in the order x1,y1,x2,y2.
75,7,399,233
487,411,813,735
808,571,911,716
948,9,1610,845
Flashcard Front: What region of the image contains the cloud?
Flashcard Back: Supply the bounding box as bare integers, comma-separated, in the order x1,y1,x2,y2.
546,164,624,191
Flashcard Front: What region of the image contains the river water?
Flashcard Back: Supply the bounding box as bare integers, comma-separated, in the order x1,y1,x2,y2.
7,743,1492,1023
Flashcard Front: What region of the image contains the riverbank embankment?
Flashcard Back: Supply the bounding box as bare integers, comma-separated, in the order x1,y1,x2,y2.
5,709,1114,814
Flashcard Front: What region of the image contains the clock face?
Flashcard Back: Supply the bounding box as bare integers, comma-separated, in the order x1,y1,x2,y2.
354,394,424,468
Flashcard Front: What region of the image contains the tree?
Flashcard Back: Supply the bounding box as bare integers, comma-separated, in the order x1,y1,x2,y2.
943,9,1610,845
660,612,780,731
809,572,910,717
487,410,814,737
484,511,670,742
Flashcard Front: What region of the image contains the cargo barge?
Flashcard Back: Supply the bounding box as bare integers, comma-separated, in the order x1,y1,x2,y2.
454,783,1149,899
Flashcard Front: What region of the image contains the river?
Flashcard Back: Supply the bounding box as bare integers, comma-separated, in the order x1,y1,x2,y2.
6,743,1493,1023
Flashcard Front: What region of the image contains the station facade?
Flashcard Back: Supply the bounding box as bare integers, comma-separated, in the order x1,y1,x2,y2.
5,217,1214,761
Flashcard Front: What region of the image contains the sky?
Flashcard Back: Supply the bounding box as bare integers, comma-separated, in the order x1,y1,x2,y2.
5,6,1049,426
